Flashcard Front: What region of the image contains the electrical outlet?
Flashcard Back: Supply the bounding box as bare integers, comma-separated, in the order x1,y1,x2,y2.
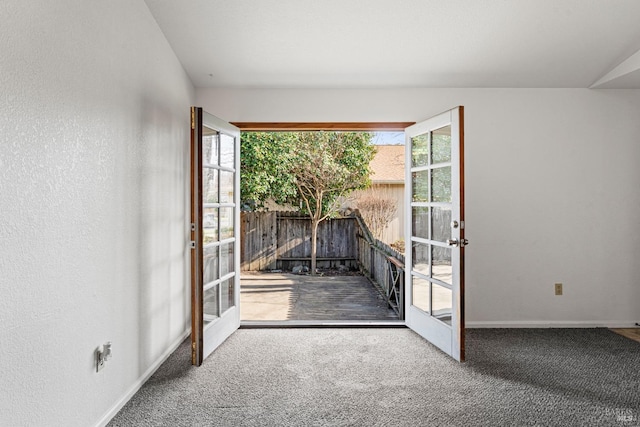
555,283,563,296
96,348,105,372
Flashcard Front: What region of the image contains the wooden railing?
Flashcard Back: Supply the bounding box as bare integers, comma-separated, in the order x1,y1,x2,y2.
354,214,405,319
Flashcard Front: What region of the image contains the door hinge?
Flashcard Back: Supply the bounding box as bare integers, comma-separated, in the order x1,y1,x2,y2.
190,241,196,249
191,109,195,130
191,223,196,232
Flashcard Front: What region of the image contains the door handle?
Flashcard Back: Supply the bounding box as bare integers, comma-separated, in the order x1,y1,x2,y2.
447,238,469,247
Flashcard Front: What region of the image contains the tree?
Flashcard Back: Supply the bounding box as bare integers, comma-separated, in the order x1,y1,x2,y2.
240,131,376,274
290,132,375,274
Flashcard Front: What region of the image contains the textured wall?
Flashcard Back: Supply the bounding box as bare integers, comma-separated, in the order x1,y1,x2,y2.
0,1,194,425
198,87,640,327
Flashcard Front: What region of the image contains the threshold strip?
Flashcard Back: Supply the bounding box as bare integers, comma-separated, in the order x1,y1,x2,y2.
240,320,406,329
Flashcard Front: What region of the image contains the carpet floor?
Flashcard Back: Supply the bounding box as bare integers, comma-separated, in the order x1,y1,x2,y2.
108,328,640,426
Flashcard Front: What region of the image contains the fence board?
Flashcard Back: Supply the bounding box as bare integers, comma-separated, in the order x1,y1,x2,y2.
241,212,360,271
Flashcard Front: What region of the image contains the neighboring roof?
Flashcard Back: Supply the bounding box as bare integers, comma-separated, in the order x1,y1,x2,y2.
370,145,405,183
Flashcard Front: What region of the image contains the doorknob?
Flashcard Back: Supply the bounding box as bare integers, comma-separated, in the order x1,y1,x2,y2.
447,238,469,247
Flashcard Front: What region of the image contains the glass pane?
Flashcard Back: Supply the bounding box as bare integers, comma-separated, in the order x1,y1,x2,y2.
203,245,219,285
203,130,219,166
220,242,234,277
220,170,234,204
203,208,218,242
431,282,452,325
432,246,452,285
431,206,452,243
220,278,235,314
220,207,234,240
203,283,219,323
411,133,429,167
412,170,429,203
431,126,451,164
431,167,451,203
412,275,430,313
412,206,429,239
412,242,430,277
220,134,235,169
203,168,218,204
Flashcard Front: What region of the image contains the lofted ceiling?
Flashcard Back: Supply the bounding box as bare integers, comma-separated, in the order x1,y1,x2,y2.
144,0,640,89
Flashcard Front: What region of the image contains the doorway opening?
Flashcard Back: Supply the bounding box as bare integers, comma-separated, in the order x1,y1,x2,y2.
236,126,409,325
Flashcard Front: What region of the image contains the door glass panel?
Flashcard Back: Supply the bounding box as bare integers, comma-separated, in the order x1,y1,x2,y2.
203,169,218,203
411,133,429,167
219,170,234,204
203,245,219,284
432,246,452,285
412,170,430,202
203,130,219,166
203,284,219,323
220,207,234,240
431,282,452,325
431,167,451,203
412,242,430,277
220,242,234,277
431,126,451,164
431,206,451,243
412,275,430,313
412,206,430,239
220,134,235,169
203,208,218,242
220,278,234,313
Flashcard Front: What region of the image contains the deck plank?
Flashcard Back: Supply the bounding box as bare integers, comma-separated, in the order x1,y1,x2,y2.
240,272,398,321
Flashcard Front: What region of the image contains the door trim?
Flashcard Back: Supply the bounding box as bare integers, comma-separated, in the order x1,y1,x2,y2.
231,122,415,131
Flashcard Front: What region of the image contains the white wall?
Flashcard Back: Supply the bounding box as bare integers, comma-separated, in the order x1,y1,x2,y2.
198,88,640,327
0,1,193,426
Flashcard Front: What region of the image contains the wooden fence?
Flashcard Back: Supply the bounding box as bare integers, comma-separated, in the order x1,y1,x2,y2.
241,210,405,318
240,212,358,271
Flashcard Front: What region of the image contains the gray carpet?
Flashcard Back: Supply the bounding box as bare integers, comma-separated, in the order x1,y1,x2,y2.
108,328,640,426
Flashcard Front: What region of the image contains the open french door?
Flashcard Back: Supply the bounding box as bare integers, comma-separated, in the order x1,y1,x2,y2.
190,107,241,366
405,107,466,362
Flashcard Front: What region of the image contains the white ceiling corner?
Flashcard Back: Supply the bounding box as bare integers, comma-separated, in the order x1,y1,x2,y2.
144,0,640,89
590,48,640,89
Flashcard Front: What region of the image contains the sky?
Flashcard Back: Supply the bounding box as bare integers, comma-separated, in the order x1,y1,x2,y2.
371,131,405,145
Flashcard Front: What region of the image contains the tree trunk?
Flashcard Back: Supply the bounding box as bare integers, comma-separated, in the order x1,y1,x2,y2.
310,218,319,275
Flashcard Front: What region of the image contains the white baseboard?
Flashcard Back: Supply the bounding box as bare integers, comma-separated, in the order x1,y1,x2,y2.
95,329,191,427
466,320,638,328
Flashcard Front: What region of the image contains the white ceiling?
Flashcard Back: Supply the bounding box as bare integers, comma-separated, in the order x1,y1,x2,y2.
144,0,640,89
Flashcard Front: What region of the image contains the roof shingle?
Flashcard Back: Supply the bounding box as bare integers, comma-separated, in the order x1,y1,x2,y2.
370,145,405,183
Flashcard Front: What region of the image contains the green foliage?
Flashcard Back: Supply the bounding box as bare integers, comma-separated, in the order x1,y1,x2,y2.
290,131,376,219
240,132,298,210
241,131,376,217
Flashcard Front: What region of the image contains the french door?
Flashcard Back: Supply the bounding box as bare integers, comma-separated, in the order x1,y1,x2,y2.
190,107,241,366
405,107,466,362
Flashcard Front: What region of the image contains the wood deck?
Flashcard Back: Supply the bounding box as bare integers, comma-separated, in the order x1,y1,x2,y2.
240,272,398,321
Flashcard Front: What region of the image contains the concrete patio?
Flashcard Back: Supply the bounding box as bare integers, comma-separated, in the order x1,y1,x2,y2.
240,271,399,321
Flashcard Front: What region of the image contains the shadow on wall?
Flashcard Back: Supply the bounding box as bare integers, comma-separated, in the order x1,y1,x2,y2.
136,99,190,377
